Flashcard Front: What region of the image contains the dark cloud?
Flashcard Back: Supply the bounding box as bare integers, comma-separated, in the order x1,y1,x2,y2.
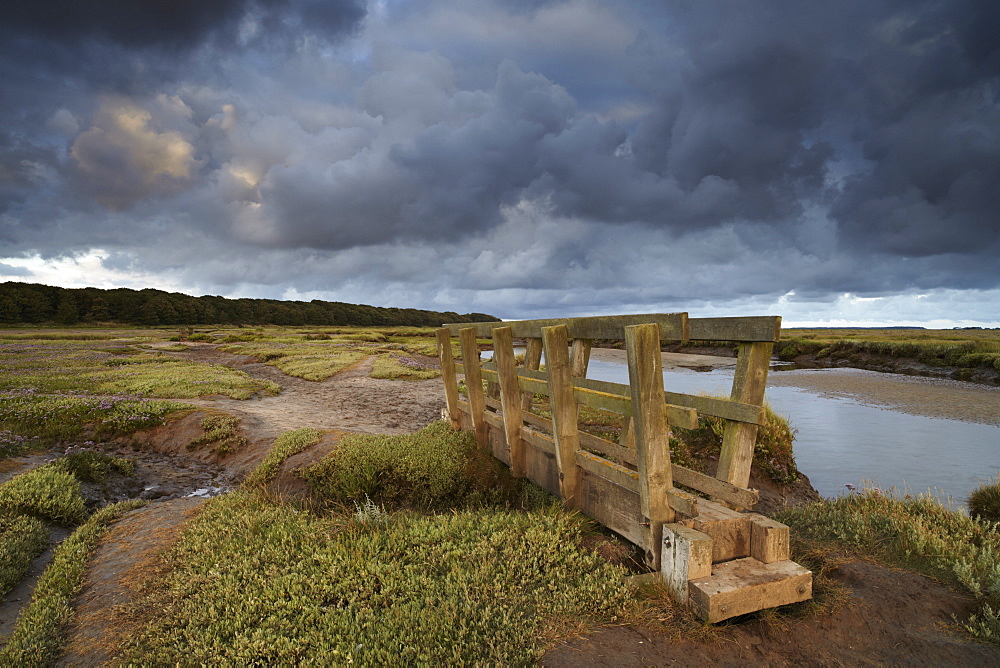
0,0,996,322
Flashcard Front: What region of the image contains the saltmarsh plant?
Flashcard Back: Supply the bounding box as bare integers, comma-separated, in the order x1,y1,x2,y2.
0,499,145,666
0,465,85,525
52,448,136,482
243,427,323,488
968,475,1000,524
188,414,246,456
0,389,188,444
219,340,369,381
369,352,440,380
776,489,1000,642
118,491,632,665
0,513,48,596
301,421,517,510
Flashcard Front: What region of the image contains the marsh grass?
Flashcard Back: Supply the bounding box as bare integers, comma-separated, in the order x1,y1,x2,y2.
243,427,323,488
968,476,1000,524
776,489,1000,641
118,491,633,665
0,513,48,596
218,340,370,381
188,414,246,456
0,465,85,525
53,449,136,482
369,352,440,380
300,422,525,511
0,499,145,666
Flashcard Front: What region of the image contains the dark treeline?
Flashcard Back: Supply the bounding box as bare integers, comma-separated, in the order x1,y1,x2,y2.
0,282,500,328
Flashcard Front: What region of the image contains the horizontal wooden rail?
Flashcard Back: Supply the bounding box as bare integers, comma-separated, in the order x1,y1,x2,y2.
445,314,780,342
576,377,762,425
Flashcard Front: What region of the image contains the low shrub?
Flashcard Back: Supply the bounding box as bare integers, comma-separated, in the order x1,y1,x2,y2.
53,449,136,482
0,513,49,596
188,414,246,456
0,465,85,525
300,421,521,511
243,428,323,488
968,476,1000,524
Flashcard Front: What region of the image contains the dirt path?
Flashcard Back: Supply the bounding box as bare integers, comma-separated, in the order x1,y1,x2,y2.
165,343,446,438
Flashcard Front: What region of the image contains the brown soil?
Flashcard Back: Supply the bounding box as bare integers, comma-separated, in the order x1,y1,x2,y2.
544,560,1000,666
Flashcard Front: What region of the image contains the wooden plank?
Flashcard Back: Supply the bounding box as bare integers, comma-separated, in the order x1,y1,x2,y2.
576,376,761,425
747,514,791,564
484,396,501,410
662,524,713,604
459,327,489,451
445,313,689,341
717,342,773,488
519,426,555,453
435,328,461,430
481,368,499,384
672,465,760,509
688,558,812,623
626,322,675,570
577,430,637,466
520,337,543,413
573,386,630,414
493,327,526,477
521,411,553,433
687,316,781,343
542,324,581,507
516,375,550,396
518,367,548,382
483,410,504,431
578,467,646,548
570,338,592,377
683,499,751,563
575,450,638,492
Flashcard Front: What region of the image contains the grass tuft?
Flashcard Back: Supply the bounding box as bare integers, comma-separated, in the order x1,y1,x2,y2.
243,427,323,488
0,513,49,596
968,476,1000,524
188,414,246,456
0,465,85,525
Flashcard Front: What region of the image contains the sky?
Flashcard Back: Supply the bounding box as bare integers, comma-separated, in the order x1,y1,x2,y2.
0,0,998,327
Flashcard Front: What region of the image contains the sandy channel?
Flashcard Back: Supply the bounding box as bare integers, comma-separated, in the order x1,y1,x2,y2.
589,347,1000,427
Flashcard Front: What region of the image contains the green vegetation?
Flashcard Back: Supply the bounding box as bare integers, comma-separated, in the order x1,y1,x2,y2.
51,449,136,482
0,337,278,399
0,499,145,666
118,492,632,665
777,489,1000,642
0,513,48,596
968,476,1000,524
0,465,85,525
243,427,323,488
370,352,440,380
301,422,521,511
776,328,1000,373
0,281,498,327
188,414,246,456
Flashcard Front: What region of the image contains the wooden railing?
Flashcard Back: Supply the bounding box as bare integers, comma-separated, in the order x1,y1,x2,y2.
437,313,775,560
437,313,812,622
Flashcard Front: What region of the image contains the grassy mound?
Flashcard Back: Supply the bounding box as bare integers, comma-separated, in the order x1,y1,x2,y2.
968,476,1000,524
0,465,85,525
300,422,523,511
243,427,323,488
0,513,48,596
118,492,632,665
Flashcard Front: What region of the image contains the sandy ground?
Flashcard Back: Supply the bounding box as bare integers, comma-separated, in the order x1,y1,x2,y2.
591,347,1000,426
767,367,1000,426
167,343,446,438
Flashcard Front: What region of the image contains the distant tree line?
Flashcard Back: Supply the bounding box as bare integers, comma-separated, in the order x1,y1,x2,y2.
0,282,500,328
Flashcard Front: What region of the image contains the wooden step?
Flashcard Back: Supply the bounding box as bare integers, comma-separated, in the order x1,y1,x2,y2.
688,557,812,623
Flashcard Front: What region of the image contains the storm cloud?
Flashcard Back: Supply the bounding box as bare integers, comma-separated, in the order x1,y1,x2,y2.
0,0,997,324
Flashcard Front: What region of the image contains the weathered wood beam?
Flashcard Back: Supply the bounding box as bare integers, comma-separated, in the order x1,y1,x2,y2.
493,327,526,477
570,338,592,377
626,322,675,569
459,327,489,451
717,341,773,488
445,313,689,340
436,328,461,430
542,324,581,507
687,316,781,342
519,337,543,413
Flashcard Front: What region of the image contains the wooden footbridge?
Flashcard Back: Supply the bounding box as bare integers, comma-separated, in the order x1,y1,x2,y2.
436,313,811,622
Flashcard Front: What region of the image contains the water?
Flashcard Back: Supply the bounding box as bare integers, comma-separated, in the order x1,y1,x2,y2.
483,350,1000,502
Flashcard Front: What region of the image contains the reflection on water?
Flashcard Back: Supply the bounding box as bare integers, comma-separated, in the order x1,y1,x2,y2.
481,350,1000,503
